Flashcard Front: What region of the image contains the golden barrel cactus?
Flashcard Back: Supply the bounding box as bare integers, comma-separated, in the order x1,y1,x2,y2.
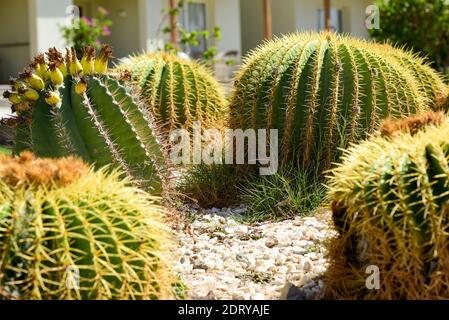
230,32,448,173
326,112,449,299
0,152,174,300
117,52,228,134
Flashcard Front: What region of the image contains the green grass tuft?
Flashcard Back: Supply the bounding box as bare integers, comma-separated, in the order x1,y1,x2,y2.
0,146,11,156
176,164,327,222
176,164,253,208
171,276,187,300
239,167,326,222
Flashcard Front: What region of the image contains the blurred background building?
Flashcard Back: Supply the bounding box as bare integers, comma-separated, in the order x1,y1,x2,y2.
0,0,373,116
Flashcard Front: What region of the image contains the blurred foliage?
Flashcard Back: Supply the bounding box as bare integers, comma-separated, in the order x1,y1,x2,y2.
61,6,112,53
370,0,449,72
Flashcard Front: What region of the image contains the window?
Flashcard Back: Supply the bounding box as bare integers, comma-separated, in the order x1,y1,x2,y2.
317,8,343,33
179,1,208,58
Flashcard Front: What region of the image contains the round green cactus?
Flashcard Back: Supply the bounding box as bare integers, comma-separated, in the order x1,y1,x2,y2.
230,32,448,173
326,113,449,299
0,152,174,300
117,52,228,133
3,46,168,194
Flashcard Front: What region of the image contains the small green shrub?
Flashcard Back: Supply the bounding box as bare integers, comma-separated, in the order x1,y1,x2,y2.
240,167,326,222
171,276,187,300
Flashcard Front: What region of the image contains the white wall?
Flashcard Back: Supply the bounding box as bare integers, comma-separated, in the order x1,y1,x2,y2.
29,0,73,55
240,0,372,56
295,0,371,39
272,0,297,36
0,0,30,83
240,0,301,55
140,0,241,55
75,0,141,59
295,0,317,31
139,0,167,51
214,0,241,55
240,0,264,55
1,0,74,83
96,0,141,58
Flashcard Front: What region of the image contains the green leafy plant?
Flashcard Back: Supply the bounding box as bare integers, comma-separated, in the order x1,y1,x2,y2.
116,52,227,134
230,32,448,174
61,6,112,54
3,46,168,194
370,0,449,73
240,167,326,222
0,152,174,300
325,112,449,299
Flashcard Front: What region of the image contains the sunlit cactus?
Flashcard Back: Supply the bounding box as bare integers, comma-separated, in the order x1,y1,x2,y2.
0,152,174,300
325,112,449,299
116,52,228,134
3,45,168,193
230,32,448,173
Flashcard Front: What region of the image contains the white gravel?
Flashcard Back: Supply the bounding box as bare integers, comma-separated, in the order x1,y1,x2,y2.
175,206,336,300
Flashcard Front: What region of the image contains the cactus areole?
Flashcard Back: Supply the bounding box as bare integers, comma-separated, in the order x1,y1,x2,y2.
3,45,168,193
230,32,448,173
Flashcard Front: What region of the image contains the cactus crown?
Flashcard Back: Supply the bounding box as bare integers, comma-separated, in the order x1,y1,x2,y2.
0,153,174,300
379,110,445,138
117,52,228,133
0,151,88,188
4,46,169,194
230,32,448,173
